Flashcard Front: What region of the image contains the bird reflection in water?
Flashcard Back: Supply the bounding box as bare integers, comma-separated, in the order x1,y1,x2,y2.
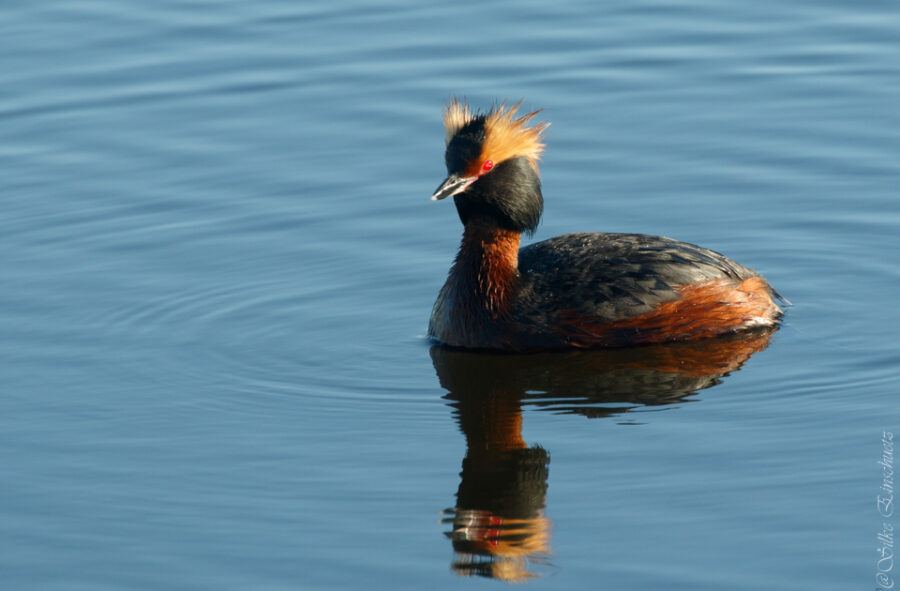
432,329,776,582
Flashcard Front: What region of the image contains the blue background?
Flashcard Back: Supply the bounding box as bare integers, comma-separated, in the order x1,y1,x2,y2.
3,0,898,588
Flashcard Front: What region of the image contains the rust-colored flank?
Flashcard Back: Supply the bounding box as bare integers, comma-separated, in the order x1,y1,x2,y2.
558,277,781,348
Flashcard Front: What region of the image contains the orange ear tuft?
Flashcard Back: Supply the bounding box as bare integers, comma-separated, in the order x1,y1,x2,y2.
482,101,549,173
442,99,549,173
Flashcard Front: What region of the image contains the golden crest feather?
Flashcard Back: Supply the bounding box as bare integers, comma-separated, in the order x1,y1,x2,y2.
443,98,549,172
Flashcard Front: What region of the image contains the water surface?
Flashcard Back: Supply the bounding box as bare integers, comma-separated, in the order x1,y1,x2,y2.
3,0,899,589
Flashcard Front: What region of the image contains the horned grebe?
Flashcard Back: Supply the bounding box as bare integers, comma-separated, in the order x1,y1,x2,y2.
429,100,782,351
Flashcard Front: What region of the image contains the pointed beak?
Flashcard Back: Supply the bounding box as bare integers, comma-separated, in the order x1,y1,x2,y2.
431,174,476,201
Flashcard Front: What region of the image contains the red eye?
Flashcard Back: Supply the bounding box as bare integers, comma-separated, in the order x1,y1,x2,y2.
482,160,494,172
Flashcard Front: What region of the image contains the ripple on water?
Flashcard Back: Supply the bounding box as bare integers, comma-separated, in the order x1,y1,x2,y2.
93,246,438,421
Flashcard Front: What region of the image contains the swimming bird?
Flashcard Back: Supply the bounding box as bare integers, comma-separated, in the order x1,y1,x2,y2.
428,99,782,351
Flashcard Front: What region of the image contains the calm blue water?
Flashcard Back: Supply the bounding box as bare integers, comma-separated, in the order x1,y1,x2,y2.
3,0,899,588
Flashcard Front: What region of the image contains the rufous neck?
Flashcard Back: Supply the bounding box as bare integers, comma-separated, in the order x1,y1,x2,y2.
454,218,521,316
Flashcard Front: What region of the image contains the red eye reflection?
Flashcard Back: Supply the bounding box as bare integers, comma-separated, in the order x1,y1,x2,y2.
482,160,494,172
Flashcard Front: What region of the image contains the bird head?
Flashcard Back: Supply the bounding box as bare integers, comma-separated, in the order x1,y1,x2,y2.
432,99,548,235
